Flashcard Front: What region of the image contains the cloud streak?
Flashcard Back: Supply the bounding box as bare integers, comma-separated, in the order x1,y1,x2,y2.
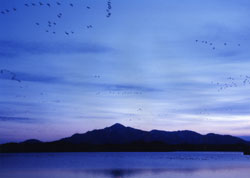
0,40,113,57
0,116,34,123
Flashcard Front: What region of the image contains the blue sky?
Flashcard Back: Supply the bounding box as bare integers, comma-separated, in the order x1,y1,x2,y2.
1,0,250,143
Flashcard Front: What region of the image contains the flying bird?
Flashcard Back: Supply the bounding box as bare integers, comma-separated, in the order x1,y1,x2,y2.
106,13,111,18
57,13,62,18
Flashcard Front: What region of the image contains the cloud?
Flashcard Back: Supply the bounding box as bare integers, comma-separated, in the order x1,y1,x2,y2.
0,40,113,57
0,71,161,93
0,116,34,123
13,72,62,83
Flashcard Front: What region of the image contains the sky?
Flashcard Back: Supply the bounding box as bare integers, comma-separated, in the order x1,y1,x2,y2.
1,0,250,143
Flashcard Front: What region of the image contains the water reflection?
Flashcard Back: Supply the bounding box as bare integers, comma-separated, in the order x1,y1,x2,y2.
1,152,250,178
70,166,250,178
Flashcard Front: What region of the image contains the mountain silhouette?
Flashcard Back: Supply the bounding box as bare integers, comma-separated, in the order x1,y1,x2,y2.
0,123,249,153
59,123,245,145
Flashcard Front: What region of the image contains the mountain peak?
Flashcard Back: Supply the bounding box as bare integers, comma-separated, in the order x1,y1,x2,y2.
109,123,126,129
21,139,42,144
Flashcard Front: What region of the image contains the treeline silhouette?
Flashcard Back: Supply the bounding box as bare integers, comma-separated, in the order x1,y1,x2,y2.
1,141,250,154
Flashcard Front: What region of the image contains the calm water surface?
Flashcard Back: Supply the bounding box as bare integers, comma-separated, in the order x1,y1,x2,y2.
1,152,250,178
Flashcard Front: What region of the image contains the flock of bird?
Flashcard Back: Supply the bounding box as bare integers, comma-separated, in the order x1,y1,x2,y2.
1,0,113,36
96,91,143,96
0,68,144,100
1,66,249,121
213,75,250,92
1,2,248,122
1,7,17,14
106,0,112,18
195,40,241,50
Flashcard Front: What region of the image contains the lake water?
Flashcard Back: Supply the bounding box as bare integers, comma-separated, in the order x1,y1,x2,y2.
1,152,250,178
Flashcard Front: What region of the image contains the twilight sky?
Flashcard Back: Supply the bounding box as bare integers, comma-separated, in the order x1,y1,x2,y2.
1,0,250,143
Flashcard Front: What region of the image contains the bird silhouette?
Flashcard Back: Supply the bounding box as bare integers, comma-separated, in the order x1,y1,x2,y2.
106,13,111,18
57,13,62,18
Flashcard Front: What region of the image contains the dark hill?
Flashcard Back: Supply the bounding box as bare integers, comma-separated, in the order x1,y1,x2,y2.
0,123,249,153
59,123,245,145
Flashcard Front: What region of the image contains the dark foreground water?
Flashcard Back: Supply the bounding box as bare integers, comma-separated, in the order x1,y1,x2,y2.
1,152,250,178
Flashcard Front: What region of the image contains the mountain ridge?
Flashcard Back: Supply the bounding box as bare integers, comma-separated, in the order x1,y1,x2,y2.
0,123,249,153
57,123,245,145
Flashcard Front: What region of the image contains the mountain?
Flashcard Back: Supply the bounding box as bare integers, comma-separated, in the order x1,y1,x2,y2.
22,139,42,144
0,123,249,153
59,123,245,145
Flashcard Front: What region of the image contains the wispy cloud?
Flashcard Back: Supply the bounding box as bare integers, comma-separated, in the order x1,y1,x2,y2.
1,71,160,93
0,116,34,123
0,40,113,57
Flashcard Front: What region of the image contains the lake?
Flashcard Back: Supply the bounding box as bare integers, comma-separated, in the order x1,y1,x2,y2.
1,152,250,178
